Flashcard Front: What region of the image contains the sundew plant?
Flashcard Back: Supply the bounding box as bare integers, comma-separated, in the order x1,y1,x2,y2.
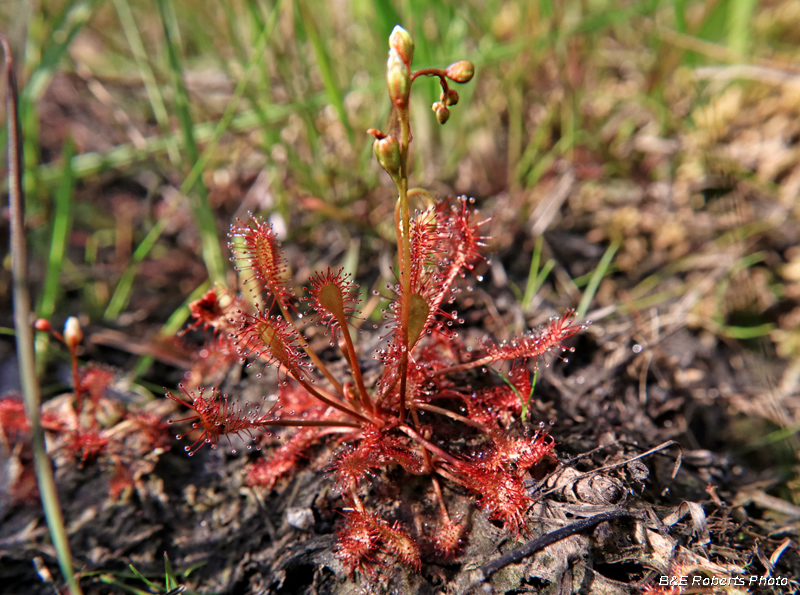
166,25,584,574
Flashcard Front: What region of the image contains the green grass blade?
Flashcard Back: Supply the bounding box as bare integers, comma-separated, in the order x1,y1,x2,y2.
111,0,181,165
178,0,282,206
35,136,76,371
297,0,355,141
104,210,171,321
157,0,226,284
37,136,75,322
373,0,402,42
522,235,544,310
20,0,102,213
31,101,323,189
574,0,660,35
105,2,281,321
164,553,179,591
127,564,159,590
23,0,102,102
577,237,620,319
96,576,151,595
719,323,776,340
727,0,757,56
673,0,688,34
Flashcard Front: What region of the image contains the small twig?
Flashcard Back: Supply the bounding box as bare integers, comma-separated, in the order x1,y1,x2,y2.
2,35,83,595
465,509,645,592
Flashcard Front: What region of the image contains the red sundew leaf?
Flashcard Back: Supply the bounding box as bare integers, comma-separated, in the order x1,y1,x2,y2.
383,272,458,359
431,518,466,559
184,332,239,389
433,196,489,285
166,385,274,455
336,509,421,575
231,309,306,376
375,520,421,571
383,198,487,356
275,380,327,418
246,427,322,490
0,396,30,442
408,205,439,290
330,444,381,495
187,288,225,330
484,310,586,366
379,441,426,474
452,461,532,535
229,214,295,311
304,267,361,340
336,509,381,577
64,428,109,466
185,287,243,336
77,363,115,405
486,431,556,473
466,366,532,426
109,458,134,501
131,412,173,453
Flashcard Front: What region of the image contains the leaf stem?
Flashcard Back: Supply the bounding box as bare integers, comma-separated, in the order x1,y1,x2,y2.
276,299,345,398
337,321,374,414
257,419,361,429
287,368,372,425
398,424,460,466
430,354,496,377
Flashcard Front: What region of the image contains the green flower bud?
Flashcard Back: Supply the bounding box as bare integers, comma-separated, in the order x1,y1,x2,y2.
432,101,450,125
387,49,410,107
389,25,414,66
373,135,401,178
445,60,475,84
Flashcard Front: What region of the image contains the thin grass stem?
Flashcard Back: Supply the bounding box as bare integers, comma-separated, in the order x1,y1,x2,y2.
3,35,83,595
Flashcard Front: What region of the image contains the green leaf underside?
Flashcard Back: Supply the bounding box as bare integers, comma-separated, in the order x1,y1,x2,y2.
255,234,280,284
318,282,346,320
257,322,291,368
408,292,431,348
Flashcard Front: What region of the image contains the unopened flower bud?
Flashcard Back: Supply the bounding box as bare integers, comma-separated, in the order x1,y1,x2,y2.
445,88,459,107
445,60,475,83
64,317,83,350
389,25,414,66
373,135,401,178
432,102,450,125
387,49,410,107
34,319,52,333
